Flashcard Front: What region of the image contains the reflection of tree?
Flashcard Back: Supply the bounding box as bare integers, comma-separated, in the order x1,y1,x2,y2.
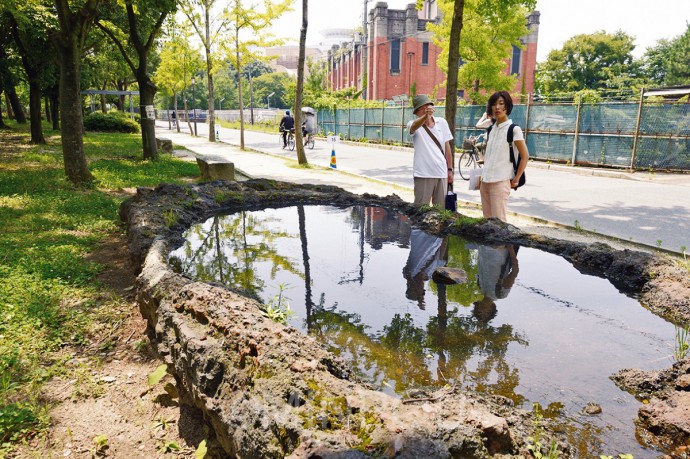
347,206,412,250
298,205,314,331
169,211,303,298
309,298,527,399
436,236,483,307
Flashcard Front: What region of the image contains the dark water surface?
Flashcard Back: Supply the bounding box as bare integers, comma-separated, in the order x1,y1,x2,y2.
169,205,676,458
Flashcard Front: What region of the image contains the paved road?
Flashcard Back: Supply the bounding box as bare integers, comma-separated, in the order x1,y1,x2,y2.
157,120,690,254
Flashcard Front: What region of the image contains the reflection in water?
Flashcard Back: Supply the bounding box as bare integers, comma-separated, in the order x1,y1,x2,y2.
402,229,448,309
473,244,519,322
170,205,676,458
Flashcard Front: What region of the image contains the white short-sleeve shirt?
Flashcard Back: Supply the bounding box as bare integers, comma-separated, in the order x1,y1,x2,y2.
482,119,524,183
407,117,453,178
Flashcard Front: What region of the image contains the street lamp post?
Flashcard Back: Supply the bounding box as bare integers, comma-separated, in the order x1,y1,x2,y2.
191,77,198,136
218,97,225,111
267,92,275,109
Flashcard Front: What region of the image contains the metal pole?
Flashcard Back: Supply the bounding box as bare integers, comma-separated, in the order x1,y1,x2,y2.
570,97,582,166
524,92,532,141
362,0,368,99
192,78,198,136
401,99,405,145
630,88,645,172
249,72,254,125
381,99,385,143
348,99,351,140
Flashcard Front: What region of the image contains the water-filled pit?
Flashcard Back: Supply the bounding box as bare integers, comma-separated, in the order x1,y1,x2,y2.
169,205,677,458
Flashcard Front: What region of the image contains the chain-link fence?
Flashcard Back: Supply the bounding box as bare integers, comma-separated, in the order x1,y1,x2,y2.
317,99,690,171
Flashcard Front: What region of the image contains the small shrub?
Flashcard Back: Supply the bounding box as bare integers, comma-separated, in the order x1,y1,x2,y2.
84,112,140,133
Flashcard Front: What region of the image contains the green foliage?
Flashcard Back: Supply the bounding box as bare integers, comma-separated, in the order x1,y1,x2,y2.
147,364,168,388
252,72,295,110
526,403,560,459
0,403,42,443
642,24,690,86
536,31,639,95
92,434,109,456
262,284,295,325
83,111,140,133
0,124,201,453
194,439,208,458
675,325,690,361
429,0,533,104
163,209,179,227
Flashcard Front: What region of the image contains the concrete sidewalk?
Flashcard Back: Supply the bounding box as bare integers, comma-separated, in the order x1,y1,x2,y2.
156,121,690,255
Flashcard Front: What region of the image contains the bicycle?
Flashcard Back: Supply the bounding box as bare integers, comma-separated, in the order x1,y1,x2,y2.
457,133,486,180
279,128,296,151
304,132,315,149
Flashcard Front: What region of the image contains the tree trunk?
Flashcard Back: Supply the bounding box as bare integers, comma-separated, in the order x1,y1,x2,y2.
444,0,465,161
116,80,125,111
4,92,13,119
50,92,60,130
45,96,51,123
294,0,308,165
138,77,158,160
28,79,46,143
182,91,193,134
100,80,107,113
236,30,245,150
58,35,93,184
0,91,5,128
205,6,215,142
174,92,180,133
7,85,27,123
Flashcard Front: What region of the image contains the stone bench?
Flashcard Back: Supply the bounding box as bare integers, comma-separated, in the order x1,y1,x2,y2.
196,156,235,181
156,137,173,153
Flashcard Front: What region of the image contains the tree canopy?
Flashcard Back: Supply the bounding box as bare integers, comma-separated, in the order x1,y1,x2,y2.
536,30,637,95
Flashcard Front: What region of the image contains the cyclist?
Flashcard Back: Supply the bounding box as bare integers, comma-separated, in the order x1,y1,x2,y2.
302,111,316,145
279,110,295,149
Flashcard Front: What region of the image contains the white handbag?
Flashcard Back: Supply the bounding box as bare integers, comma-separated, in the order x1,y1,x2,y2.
468,168,482,191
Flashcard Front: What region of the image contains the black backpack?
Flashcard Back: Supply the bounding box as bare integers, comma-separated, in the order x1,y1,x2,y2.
486,123,526,190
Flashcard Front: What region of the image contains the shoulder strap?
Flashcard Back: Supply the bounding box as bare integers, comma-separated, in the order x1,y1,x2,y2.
422,124,445,157
507,124,517,167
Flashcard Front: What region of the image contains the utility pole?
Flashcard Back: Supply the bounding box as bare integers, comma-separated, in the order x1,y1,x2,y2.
362,0,368,100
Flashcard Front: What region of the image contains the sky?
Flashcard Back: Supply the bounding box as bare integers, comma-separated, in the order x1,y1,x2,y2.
269,0,690,62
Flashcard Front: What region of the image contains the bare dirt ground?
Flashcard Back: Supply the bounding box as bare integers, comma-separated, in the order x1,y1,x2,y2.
11,233,204,459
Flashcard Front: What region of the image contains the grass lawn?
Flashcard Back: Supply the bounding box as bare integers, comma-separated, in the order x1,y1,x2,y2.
0,121,199,454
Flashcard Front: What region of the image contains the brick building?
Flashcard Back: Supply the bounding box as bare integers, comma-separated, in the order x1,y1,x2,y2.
327,1,540,102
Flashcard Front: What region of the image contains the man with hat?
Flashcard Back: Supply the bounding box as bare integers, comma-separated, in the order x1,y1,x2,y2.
407,94,454,208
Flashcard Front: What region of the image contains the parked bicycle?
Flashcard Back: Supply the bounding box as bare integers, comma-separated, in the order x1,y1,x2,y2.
279,128,296,151
457,133,486,180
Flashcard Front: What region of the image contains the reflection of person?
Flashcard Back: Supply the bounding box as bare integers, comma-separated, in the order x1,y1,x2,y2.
403,229,448,309
472,244,519,322
477,91,529,222
407,94,454,209
279,110,295,148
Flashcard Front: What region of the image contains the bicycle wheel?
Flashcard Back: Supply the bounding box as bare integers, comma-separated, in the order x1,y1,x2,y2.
458,151,477,180
308,136,315,149
288,135,295,151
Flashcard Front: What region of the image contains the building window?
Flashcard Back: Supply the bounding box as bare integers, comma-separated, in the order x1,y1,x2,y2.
390,38,401,73
511,45,522,75
422,42,429,65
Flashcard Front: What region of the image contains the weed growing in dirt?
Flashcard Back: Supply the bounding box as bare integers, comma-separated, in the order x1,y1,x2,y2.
526,403,560,459
262,283,294,325
679,246,689,272
675,326,690,361
0,122,200,454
